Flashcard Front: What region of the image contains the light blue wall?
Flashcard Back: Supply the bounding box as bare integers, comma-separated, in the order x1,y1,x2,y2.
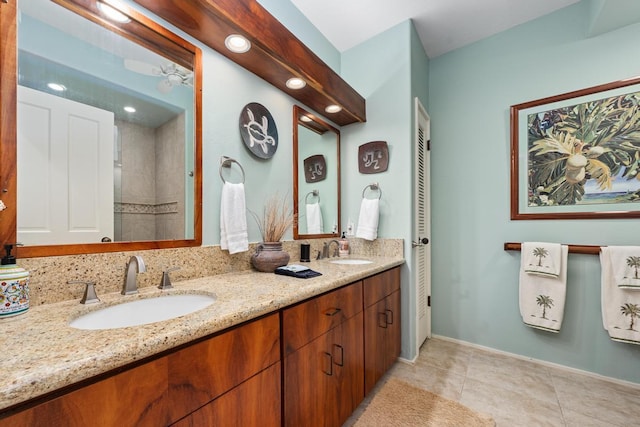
429,1,640,383
258,0,340,72
341,21,417,359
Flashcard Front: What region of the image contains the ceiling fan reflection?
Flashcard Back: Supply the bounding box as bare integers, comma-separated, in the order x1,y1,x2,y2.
124,58,193,93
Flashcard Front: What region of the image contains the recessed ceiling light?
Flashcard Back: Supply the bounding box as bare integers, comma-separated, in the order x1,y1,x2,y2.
300,115,312,122
124,106,136,113
47,83,66,91
224,34,251,53
325,105,342,114
286,77,306,90
96,1,131,23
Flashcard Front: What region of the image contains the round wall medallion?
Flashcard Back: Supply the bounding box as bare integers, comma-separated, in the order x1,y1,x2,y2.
239,103,279,159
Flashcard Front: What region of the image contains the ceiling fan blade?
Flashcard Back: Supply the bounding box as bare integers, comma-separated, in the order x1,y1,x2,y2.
124,59,161,76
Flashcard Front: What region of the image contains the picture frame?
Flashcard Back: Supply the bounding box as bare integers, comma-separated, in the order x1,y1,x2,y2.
510,76,640,220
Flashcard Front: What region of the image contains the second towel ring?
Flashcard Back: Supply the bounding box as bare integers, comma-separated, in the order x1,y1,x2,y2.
362,183,382,199
305,190,320,204
219,156,245,184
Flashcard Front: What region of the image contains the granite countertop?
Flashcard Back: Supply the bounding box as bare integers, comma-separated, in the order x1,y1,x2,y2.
0,256,404,412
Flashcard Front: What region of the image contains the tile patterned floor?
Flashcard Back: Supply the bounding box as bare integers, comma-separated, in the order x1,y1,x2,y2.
345,337,640,426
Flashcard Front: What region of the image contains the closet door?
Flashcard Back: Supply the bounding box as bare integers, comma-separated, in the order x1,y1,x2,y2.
414,97,431,349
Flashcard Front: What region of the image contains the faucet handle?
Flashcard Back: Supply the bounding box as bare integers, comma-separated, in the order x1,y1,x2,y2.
68,280,100,304
158,267,180,290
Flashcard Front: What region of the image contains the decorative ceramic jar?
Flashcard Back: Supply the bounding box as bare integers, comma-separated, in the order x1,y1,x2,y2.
251,242,290,272
0,244,30,318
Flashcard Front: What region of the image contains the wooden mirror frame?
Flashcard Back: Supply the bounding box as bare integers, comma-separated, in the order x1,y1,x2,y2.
293,105,341,240
0,0,202,257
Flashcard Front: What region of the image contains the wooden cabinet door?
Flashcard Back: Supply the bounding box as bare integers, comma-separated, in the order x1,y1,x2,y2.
172,362,281,427
332,311,364,426
282,281,362,355
364,297,388,395
364,290,401,395
284,312,364,427
167,313,280,423
363,267,400,307
386,290,402,372
0,358,169,427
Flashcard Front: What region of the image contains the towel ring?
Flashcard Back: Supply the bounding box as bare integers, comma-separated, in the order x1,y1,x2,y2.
219,156,245,184
362,183,382,199
305,190,320,204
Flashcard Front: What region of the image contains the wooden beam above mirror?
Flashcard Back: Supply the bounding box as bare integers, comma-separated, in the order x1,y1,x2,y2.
133,0,366,126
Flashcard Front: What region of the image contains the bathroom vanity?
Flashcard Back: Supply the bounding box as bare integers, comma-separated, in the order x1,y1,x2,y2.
0,259,402,426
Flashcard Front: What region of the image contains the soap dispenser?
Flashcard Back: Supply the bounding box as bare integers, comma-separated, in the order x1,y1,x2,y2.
339,232,350,257
0,244,30,318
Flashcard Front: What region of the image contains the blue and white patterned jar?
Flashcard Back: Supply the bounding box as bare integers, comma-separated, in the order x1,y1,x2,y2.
0,260,30,318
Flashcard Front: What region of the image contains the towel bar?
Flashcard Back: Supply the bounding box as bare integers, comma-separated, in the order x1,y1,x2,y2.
305,190,320,204
504,242,601,255
362,183,382,199
219,156,245,184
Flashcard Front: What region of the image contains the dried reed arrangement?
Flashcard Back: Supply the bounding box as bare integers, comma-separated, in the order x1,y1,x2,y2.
250,194,294,242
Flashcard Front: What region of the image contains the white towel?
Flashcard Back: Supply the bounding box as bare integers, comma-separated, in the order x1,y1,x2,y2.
220,182,248,254
305,202,323,234
355,198,379,241
519,245,568,333
522,242,562,278
600,247,640,345
605,246,640,289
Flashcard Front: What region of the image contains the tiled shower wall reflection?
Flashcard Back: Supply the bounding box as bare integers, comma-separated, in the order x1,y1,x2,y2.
114,113,185,241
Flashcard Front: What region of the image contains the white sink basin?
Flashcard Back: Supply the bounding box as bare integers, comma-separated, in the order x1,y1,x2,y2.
69,294,215,330
330,259,373,265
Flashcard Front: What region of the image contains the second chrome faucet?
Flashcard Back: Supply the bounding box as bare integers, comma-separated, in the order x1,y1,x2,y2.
122,255,146,295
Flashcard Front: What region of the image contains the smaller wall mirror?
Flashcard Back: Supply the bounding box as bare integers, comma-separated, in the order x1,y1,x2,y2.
293,105,340,239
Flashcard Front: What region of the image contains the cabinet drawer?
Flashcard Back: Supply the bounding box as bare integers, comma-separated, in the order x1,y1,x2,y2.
172,362,281,427
282,281,362,355
167,313,280,423
0,358,169,427
363,267,400,307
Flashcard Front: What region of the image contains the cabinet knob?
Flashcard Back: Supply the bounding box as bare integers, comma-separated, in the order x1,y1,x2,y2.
378,312,388,329
385,309,394,325
324,307,342,317
332,344,344,367
322,352,333,376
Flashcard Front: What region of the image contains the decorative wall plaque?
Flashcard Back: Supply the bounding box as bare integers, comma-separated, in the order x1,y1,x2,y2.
303,155,326,183
358,141,389,174
239,102,279,159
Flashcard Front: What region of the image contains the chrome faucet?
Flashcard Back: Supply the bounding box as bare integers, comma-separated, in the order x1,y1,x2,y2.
122,255,146,295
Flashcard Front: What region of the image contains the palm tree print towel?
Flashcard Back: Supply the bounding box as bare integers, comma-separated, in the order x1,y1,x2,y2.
605,246,640,289
523,242,562,278
601,248,640,345
519,244,568,332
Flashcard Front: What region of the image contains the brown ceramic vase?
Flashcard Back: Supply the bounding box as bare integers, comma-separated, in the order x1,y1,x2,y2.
251,242,290,272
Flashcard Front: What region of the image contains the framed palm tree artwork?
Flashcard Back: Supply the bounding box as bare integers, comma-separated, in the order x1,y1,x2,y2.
511,76,640,220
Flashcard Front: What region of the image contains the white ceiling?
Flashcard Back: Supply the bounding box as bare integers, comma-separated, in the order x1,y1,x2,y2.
291,0,581,58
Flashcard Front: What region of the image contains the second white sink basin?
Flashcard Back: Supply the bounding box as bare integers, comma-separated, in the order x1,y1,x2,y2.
69,294,215,330
330,259,373,265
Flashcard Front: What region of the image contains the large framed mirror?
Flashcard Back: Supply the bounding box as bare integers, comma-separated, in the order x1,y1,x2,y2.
293,105,340,239
1,0,202,257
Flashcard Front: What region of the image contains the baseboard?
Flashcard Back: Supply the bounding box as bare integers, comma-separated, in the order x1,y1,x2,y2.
431,334,640,391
